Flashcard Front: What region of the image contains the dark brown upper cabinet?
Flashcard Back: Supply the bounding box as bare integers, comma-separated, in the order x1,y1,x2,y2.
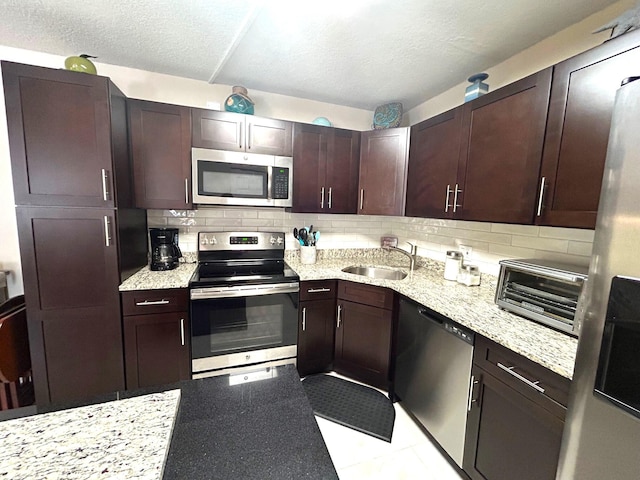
292,123,360,214
128,99,192,209
406,107,464,219
455,69,552,224
358,127,410,216
537,30,640,229
2,61,132,208
192,108,293,156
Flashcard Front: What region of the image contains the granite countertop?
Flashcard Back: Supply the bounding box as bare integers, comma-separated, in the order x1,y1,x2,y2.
286,249,578,380
119,262,198,291
0,390,181,479
0,365,337,480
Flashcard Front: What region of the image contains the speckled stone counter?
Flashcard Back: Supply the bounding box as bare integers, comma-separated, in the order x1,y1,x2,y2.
286,249,578,380
119,262,197,291
0,366,337,480
0,390,180,479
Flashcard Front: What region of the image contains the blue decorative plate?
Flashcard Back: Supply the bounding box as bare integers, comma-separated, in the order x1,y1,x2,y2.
373,102,403,129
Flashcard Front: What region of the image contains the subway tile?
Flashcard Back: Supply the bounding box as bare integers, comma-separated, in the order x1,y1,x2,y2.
204,218,228,226
192,208,224,218
489,243,537,258
241,219,275,227
533,250,592,267
491,223,540,236
223,209,258,219
455,220,492,232
512,235,569,252
539,226,595,242
568,241,593,257
257,210,290,220
167,217,200,226
441,229,513,245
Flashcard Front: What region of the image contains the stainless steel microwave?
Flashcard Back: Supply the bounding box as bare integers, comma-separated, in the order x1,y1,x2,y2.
191,148,293,207
495,259,589,336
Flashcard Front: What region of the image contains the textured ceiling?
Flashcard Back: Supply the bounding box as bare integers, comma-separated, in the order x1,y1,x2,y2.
0,0,621,110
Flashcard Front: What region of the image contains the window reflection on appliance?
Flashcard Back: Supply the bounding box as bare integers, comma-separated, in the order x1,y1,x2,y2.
202,166,266,198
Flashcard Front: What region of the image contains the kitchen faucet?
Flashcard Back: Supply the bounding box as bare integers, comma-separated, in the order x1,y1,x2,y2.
383,242,418,272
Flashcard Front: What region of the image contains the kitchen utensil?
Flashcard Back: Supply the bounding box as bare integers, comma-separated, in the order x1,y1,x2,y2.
299,228,309,246
293,227,299,240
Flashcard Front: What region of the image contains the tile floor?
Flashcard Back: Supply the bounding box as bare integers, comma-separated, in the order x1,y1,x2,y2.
313,374,465,479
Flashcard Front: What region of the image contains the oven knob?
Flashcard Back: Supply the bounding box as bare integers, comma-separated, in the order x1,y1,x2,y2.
270,236,276,245
211,236,217,245
201,237,209,245
276,236,283,245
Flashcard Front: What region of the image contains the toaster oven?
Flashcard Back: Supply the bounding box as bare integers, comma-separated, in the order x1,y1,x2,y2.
495,259,589,336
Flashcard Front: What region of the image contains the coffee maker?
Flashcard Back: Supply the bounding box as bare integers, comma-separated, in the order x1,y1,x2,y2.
149,228,182,271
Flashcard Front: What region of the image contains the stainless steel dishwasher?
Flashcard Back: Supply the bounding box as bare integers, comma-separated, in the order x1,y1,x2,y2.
394,297,475,468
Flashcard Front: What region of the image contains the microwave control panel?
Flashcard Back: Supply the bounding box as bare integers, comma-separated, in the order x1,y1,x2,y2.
272,167,290,199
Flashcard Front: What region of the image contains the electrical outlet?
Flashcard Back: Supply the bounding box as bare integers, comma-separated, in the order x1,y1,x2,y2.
459,245,472,258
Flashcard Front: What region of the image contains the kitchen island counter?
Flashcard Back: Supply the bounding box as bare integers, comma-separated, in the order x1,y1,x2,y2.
0,365,337,480
286,249,578,380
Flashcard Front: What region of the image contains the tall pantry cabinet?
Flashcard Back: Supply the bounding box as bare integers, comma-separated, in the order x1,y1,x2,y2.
2,61,147,405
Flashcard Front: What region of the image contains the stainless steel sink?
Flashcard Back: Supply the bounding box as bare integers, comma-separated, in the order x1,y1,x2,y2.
341,265,407,280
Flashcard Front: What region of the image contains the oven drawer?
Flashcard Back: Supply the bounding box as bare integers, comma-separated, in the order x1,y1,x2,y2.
122,288,188,316
300,280,336,301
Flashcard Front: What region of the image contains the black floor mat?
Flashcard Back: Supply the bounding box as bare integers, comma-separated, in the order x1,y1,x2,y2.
302,374,395,442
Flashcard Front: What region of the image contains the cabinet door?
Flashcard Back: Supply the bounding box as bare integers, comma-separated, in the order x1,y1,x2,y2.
124,312,190,389
292,123,328,213
457,69,552,224
192,108,244,151
326,128,360,214
297,299,336,377
334,300,393,389
128,99,192,209
406,107,463,219
16,206,124,405
246,116,293,156
358,128,410,216
463,366,565,480
2,61,115,207
538,37,640,228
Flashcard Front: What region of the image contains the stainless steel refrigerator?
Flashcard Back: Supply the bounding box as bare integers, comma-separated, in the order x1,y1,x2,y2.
557,77,640,479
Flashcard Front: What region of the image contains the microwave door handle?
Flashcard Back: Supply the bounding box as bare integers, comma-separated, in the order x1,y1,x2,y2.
267,165,273,200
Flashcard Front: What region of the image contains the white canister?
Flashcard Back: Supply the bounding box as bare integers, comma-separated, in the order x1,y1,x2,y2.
444,250,463,281
300,245,317,265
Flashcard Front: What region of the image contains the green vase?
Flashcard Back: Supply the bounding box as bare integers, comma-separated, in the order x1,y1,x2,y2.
64,54,97,75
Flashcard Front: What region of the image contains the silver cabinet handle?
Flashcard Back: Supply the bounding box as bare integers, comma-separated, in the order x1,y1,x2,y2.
135,299,170,306
536,176,546,216
445,184,452,213
185,178,189,204
360,189,364,210
467,375,479,411
328,187,332,209
302,307,306,332
180,318,185,346
453,184,462,213
307,288,331,293
247,123,252,150
336,304,342,328
497,362,545,394
101,169,110,201
237,122,243,149
103,216,111,247
320,187,325,209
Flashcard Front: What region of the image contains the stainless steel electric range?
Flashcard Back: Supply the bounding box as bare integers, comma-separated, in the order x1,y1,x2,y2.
189,231,299,379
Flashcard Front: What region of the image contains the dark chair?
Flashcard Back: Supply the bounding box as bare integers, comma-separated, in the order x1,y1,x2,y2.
0,295,34,409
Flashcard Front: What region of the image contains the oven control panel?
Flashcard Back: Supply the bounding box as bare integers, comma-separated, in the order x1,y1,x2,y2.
198,232,285,251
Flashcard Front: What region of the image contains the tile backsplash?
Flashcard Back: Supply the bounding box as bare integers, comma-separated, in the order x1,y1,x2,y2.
147,207,594,276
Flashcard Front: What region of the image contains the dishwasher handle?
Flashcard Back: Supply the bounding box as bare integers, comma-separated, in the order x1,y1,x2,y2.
416,304,474,345
417,307,444,325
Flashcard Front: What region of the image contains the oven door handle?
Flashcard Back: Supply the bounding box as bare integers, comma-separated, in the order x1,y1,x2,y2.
191,282,300,300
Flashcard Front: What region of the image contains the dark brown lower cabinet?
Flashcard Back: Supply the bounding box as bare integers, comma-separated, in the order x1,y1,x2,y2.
334,281,395,390
122,288,190,389
297,299,336,377
463,337,570,480
16,206,128,405
297,280,336,377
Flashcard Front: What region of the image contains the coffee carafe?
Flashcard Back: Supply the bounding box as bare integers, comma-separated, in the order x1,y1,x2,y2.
150,228,182,271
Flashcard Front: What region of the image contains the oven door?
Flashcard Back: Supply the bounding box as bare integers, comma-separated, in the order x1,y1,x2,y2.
190,282,299,375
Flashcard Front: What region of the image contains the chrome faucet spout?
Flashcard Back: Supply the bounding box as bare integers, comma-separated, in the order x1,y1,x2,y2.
383,242,418,271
